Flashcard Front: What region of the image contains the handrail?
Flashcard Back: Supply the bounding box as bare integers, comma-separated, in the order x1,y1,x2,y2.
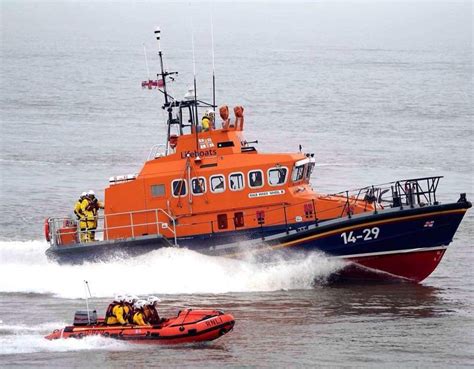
48,207,177,247
147,144,168,160
48,176,443,247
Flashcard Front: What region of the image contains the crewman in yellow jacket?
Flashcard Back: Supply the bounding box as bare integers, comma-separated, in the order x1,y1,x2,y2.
81,190,104,242
132,300,149,326
74,192,87,242
201,109,214,132
105,295,131,325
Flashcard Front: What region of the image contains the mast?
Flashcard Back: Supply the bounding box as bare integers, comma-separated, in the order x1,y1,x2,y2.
154,27,174,147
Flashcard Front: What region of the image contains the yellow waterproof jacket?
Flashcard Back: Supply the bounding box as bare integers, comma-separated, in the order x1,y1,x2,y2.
74,199,84,220
133,311,147,326
105,304,130,325
202,117,210,131
80,198,94,221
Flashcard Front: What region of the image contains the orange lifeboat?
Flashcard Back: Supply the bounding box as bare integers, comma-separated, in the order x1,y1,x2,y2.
43,28,471,283
45,309,234,344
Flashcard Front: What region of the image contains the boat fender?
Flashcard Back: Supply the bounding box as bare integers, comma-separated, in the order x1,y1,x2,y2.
44,218,51,242
102,332,109,337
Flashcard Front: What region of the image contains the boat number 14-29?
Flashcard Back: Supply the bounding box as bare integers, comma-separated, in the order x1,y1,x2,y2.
340,227,380,245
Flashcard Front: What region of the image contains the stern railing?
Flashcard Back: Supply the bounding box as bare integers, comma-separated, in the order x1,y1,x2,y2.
48,207,177,247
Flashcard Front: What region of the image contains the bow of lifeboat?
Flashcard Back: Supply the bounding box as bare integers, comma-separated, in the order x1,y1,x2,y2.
45,309,235,344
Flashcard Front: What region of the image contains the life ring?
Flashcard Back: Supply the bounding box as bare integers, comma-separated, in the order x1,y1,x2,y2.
44,218,51,242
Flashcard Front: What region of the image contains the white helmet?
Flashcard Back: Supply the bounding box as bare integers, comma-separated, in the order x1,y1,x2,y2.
125,295,139,304
114,294,125,303
81,192,87,197
147,296,161,306
206,109,215,116
87,190,95,197
134,299,147,309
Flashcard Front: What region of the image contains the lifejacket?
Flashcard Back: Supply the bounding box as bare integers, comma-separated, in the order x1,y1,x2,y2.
123,302,133,322
133,310,148,326
105,303,117,318
74,197,85,219
105,302,130,319
143,305,160,324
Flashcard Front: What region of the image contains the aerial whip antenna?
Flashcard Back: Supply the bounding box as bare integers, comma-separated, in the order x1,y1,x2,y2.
84,280,92,325
143,43,151,81
211,4,216,110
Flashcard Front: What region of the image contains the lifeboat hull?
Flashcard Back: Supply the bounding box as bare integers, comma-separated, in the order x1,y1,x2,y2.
46,201,470,283
45,309,234,344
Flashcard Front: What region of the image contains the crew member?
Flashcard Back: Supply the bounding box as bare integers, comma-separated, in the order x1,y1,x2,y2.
81,190,104,242
74,192,87,242
105,295,130,325
143,296,161,324
74,192,87,220
123,295,139,323
132,300,149,326
201,109,214,132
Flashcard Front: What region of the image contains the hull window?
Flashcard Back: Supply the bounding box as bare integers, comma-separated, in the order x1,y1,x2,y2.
229,172,245,191
268,167,288,186
191,177,206,195
210,175,226,193
171,179,187,197
217,214,228,229
248,170,264,188
234,212,245,227
151,184,165,197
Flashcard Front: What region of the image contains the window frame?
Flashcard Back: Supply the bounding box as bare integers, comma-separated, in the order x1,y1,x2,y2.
229,172,245,192
267,166,289,187
191,176,207,196
171,179,187,198
248,169,264,189
151,184,165,198
210,174,226,194
292,164,306,182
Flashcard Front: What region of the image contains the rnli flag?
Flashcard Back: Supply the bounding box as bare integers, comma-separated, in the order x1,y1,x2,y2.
424,221,435,228
141,79,164,89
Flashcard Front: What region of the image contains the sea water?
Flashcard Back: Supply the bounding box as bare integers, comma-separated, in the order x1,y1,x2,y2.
1,1,472,367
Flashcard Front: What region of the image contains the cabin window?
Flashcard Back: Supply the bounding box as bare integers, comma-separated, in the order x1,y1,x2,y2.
248,170,264,188
191,177,206,195
229,172,245,191
306,162,315,181
151,184,165,197
292,164,305,182
217,214,228,229
171,179,187,197
210,175,226,193
268,167,288,186
234,212,245,227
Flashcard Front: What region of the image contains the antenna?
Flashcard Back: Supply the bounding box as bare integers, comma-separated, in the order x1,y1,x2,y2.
190,15,199,151
155,27,174,145
84,280,92,325
143,43,150,81
211,5,216,110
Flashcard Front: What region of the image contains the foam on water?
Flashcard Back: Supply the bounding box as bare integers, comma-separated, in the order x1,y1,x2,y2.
0,241,343,298
0,323,129,355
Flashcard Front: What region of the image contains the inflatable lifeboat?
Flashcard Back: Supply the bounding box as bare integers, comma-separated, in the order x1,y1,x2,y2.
45,309,235,344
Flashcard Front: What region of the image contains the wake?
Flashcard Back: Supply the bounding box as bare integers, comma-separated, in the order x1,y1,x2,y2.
0,240,343,298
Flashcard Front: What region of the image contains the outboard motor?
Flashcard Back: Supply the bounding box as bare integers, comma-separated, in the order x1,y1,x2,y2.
73,310,97,326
